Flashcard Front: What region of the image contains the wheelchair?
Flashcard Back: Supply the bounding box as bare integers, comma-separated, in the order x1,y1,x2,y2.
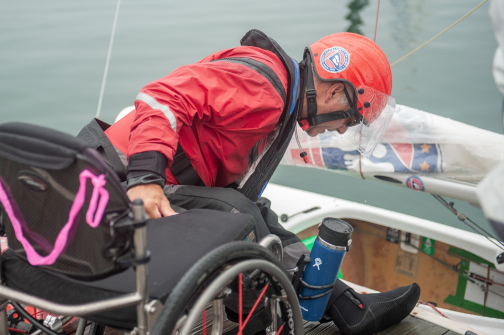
0,122,304,335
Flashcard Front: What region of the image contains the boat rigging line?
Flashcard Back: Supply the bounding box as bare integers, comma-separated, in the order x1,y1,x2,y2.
95,0,122,119
355,0,382,179
390,0,488,68
416,300,449,319
431,194,504,251
373,0,381,43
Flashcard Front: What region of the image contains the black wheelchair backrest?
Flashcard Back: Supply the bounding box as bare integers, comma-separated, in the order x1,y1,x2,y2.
0,122,133,280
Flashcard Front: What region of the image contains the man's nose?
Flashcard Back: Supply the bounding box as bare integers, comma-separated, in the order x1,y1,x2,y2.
337,124,348,134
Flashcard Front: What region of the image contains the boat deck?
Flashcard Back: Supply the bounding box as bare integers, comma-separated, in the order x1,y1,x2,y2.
302,316,461,335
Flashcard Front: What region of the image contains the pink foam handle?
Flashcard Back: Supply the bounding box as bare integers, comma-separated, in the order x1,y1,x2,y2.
0,169,109,266
86,173,109,228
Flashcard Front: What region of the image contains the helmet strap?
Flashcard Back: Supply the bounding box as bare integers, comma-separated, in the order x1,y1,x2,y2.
307,109,354,125
305,54,318,123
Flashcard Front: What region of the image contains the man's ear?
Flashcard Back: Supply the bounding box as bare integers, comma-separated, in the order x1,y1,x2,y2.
326,82,345,102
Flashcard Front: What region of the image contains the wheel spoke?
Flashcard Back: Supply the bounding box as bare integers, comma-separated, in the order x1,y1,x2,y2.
239,284,268,333
202,308,206,335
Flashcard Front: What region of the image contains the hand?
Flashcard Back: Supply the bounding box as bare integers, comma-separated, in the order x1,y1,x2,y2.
126,184,177,219
343,144,394,172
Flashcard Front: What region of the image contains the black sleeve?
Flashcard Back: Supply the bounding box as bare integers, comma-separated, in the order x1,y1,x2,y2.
126,151,168,189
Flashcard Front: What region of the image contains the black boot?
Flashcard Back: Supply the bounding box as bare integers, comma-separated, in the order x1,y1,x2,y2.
326,280,420,335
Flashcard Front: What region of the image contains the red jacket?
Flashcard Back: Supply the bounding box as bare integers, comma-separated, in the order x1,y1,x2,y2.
105,46,288,187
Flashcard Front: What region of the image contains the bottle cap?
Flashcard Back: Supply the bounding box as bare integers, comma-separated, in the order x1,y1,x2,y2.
319,218,353,247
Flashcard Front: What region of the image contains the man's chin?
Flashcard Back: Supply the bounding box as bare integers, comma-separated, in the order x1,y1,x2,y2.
305,128,321,137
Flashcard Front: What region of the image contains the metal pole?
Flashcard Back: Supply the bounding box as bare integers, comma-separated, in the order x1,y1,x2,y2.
0,301,9,335
132,199,149,335
0,288,141,316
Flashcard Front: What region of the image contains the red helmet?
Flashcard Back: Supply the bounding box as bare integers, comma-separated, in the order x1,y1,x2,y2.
308,32,393,124
299,32,396,157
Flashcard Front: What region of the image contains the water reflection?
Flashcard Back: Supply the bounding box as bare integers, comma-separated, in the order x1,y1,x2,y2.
345,0,369,35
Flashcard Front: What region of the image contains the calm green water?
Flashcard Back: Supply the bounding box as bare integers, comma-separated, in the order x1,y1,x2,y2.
1,0,502,235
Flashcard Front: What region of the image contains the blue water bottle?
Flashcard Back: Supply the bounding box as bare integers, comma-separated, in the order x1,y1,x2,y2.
299,218,353,321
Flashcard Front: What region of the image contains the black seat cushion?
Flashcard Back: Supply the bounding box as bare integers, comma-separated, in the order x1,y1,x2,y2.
1,209,256,329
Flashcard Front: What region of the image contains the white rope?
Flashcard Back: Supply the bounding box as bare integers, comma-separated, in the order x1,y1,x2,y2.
373,0,381,43
95,0,121,118
390,0,488,67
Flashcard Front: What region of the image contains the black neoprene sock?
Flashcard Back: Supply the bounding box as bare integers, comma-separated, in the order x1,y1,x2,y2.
326,280,421,335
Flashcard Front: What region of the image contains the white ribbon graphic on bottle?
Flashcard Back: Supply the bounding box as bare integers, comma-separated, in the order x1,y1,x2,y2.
313,257,322,270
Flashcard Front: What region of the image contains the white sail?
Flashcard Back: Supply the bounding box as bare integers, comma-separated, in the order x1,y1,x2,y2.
281,104,504,204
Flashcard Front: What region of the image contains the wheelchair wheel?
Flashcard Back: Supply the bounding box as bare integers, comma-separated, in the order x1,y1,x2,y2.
151,241,304,335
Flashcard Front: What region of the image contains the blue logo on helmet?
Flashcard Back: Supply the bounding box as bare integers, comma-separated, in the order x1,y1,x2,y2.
320,47,350,73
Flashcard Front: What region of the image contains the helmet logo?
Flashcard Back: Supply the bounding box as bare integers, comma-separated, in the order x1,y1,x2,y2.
320,47,350,73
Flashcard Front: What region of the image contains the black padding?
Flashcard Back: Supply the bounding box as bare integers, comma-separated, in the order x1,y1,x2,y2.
84,209,255,296
0,122,89,169
76,118,127,181
1,144,130,279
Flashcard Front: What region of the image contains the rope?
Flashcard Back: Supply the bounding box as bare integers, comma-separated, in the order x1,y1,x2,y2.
390,0,488,67
358,152,365,180
373,0,381,43
316,0,380,179
417,300,449,318
95,0,122,118
432,194,504,251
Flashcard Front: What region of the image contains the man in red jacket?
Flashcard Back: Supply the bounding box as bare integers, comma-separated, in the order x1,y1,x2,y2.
78,29,419,335
105,44,291,216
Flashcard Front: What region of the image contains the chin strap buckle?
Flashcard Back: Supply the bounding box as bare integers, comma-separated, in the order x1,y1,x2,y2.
298,119,310,131
306,88,316,101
